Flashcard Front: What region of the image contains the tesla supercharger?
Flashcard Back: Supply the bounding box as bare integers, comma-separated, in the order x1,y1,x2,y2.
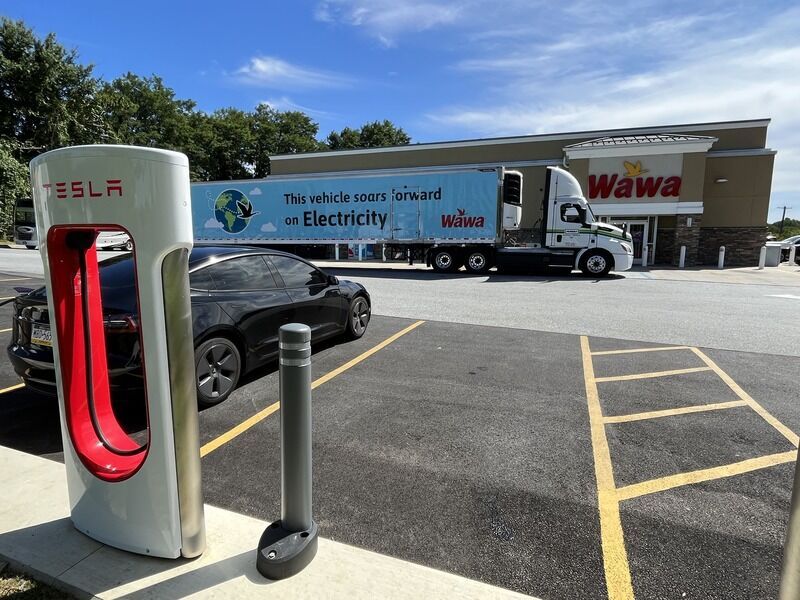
29,145,206,558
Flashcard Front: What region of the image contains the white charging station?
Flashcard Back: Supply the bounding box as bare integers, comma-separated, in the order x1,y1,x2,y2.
29,145,206,558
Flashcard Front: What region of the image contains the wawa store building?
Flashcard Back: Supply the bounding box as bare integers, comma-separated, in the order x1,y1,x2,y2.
271,119,776,266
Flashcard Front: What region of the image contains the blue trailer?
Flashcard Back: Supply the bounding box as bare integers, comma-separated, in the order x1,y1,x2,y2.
191,165,633,276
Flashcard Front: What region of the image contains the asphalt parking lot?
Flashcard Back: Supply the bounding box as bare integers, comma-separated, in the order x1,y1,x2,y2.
0,268,799,599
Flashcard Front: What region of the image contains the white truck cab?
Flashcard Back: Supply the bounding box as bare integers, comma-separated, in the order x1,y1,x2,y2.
545,167,634,276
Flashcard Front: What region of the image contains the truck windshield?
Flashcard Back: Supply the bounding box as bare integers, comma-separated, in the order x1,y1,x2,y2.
14,200,34,227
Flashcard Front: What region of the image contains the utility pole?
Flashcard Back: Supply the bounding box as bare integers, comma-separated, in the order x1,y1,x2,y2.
775,206,792,235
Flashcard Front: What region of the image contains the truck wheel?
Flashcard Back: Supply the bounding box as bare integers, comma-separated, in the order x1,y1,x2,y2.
464,250,491,274
431,248,459,273
580,250,613,277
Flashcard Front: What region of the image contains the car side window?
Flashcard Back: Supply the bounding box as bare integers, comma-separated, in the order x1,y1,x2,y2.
203,256,278,291
189,268,215,291
268,255,327,288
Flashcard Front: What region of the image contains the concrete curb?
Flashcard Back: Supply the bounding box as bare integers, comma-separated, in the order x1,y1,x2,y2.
0,446,536,599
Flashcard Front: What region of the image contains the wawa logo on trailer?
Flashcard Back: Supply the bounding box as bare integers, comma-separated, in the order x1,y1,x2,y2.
441,208,486,228
588,160,682,199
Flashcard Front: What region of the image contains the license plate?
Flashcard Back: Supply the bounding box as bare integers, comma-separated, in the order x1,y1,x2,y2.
31,325,53,347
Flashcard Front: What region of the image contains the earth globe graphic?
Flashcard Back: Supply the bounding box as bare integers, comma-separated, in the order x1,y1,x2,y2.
214,189,253,233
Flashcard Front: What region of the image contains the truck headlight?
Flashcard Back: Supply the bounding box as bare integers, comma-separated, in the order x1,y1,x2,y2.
620,242,632,254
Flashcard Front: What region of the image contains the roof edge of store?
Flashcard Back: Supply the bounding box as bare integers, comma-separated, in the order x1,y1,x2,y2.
271,118,771,160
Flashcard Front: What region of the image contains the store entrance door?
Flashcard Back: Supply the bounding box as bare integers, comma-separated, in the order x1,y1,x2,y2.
611,219,648,265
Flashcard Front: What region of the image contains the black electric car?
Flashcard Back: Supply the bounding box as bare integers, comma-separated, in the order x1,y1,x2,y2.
8,246,371,406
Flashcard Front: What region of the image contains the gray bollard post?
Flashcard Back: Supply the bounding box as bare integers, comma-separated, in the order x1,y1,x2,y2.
718,246,725,269
790,244,797,265
779,458,800,598
758,245,767,269
256,323,318,580
678,245,686,269
641,246,648,269
334,244,339,261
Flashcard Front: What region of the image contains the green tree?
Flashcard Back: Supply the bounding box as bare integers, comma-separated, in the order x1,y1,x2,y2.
326,120,410,150
250,105,322,176
0,139,30,238
0,18,108,163
98,73,195,149
193,108,254,181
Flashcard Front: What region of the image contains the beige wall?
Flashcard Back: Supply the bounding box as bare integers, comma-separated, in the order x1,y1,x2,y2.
680,153,707,201
702,155,774,227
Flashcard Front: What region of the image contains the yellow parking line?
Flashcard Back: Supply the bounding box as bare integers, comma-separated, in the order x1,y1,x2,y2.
0,297,14,302
0,328,11,333
603,400,748,424
200,320,426,458
580,336,634,600
690,347,800,447
595,366,711,383
0,383,24,394
591,346,690,356
617,450,797,502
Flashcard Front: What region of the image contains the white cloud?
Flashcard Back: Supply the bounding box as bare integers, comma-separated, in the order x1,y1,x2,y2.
236,56,352,89
314,0,462,46
425,4,800,200
260,97,333,118
250,187,262,196
204,218,223,229
261,222,277,232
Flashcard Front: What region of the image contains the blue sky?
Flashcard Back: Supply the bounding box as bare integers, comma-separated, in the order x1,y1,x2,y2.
7,0,799,220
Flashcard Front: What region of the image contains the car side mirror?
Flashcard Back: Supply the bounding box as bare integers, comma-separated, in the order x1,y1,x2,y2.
328,274,339,285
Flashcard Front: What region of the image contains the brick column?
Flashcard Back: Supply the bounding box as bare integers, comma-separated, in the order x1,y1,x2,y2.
672,214,702,266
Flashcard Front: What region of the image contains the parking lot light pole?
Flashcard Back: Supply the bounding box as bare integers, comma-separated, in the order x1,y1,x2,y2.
779,455,800,598
256,323,318,580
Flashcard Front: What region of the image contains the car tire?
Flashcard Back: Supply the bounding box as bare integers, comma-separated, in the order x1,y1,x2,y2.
346,296,371,339
431,248,459,273
464,250,492,274
579,250,613,277
124,240,133,252
194,337,241,407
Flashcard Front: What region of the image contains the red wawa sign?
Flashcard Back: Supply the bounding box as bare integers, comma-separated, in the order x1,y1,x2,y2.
588,161,681,199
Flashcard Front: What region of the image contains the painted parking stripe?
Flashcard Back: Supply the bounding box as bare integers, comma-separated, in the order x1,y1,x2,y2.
580,336,634,600
690,347,800,447
591,346,689,356
0,383,24,394
617,450,797,502
0,277,32,282
594,366,711,383
0,328,11,333
602,400,748,424
200,320,426,458
767,294,800,300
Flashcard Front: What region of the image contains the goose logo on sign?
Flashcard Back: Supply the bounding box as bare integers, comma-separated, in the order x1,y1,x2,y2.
588,159,682,200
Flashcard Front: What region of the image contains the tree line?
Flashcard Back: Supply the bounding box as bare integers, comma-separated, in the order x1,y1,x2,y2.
0,18,410,236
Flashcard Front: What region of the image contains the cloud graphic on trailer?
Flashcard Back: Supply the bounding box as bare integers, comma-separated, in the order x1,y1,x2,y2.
204,218,224,229
261,222,277,232
250,187,263,195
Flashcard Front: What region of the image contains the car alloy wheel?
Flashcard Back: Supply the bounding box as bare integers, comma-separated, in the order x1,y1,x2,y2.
349,297,370,338
195,338,240,406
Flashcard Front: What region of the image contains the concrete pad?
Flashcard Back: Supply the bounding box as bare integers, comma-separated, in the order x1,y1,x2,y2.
0,445,537,599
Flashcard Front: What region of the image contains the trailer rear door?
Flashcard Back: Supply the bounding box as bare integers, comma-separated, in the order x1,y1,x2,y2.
390,186,420,240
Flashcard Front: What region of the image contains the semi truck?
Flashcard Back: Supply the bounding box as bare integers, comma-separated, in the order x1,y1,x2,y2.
191,165,633,277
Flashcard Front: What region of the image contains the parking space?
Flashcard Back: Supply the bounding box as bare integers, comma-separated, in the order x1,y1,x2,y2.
582,337,798,599
0,266,798,599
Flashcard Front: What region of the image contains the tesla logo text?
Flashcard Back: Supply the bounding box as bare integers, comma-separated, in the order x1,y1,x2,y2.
588,160,681,199
42,180,123,199
441,208,486,228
